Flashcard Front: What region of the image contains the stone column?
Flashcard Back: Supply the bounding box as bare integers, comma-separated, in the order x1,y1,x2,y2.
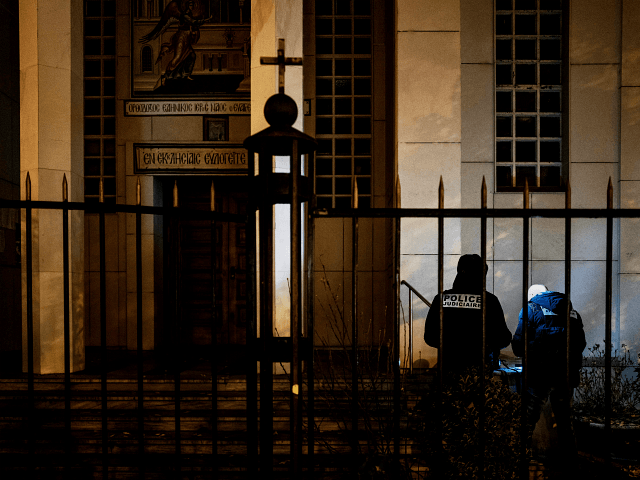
20,0,85,373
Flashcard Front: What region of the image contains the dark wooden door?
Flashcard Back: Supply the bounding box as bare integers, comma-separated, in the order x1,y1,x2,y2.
173,177,247,348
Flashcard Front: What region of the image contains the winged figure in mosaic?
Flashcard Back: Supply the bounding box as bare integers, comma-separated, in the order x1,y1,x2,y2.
139,1,211,88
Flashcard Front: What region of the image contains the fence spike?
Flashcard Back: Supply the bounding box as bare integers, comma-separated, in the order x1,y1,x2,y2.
173,180,179,208
99,177,104,203
26,172,31,201
62,174,68,202
210,180,216,212
481,176,487,209
607,177,613,209
136,177,141,206
565,177,571,209
438,176,444,209
352,176,359,209
523,177,529,209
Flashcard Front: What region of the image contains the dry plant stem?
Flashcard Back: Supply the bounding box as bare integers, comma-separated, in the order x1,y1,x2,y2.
310,261,412,472
574,344,640,421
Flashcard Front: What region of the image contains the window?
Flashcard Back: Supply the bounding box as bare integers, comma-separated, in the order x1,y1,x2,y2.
314,0,373,208
84,0,116,202
495,0,565,190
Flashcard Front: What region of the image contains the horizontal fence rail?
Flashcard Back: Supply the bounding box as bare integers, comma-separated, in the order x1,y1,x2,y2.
312,207,640,219
1,174,639,478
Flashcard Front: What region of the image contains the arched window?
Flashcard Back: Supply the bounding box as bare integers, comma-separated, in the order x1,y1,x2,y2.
141,46,153,73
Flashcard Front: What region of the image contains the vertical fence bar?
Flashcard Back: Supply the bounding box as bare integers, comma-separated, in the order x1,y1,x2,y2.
520,179,530,480
479,177,488,480
393,178,401,464
210,180,218,478
408,289,413,374
408,291,412,373
25,173,34,467
62,175,71,469
172,180,182,475
259,153,274,475
246,152,258,476
306,151,316,476
291,141,302,476
99,178,108,480
565,180,572,404
605,178,613,465
437,177,444,390
437,177,444,467
351,178,359,464
136,178,145,478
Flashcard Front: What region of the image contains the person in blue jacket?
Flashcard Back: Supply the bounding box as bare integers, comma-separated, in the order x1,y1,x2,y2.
512,284,587,456
424,254,512,374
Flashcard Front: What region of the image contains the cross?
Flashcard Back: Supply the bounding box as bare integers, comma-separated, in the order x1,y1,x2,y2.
260,38,303,94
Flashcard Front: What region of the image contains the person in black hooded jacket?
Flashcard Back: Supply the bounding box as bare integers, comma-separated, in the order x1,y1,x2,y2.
424,254,512,373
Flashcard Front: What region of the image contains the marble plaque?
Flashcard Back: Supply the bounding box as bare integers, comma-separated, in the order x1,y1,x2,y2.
125,100,251,116
135,144,248,173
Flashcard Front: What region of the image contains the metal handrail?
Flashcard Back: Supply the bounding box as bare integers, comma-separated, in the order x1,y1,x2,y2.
400,280,431,374
400,280,431,308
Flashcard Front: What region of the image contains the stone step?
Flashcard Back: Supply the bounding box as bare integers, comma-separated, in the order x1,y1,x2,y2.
0,453,324,480
0,374,432,476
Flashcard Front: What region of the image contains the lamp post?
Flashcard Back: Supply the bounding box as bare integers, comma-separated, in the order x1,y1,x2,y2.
243,39,317,476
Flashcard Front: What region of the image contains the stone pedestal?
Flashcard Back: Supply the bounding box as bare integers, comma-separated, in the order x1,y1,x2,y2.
19,0,85,373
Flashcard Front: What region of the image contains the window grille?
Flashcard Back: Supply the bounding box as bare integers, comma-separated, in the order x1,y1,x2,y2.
141,45,153,73
314,0,373,209
495,0,564,190
135,1,250,24
84,0,117,203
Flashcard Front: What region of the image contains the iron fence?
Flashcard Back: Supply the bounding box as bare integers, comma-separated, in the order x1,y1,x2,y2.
1,174,247,479
313,176,640,478
1,173,639,478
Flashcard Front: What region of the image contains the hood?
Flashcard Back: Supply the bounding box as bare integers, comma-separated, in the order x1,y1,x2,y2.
528,284,548,301
530,291,570,314
452,271,484,292
452,254,487,292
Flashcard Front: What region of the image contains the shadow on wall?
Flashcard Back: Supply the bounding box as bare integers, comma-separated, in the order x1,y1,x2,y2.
413,358,430,369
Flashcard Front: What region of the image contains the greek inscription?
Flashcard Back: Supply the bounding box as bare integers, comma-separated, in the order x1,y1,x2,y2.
195,103,209,112
137,146,247,171
126,101,251,116
163,103,194,113
128,103,161,113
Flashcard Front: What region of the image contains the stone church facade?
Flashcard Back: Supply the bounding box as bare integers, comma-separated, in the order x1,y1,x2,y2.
0,0,638,373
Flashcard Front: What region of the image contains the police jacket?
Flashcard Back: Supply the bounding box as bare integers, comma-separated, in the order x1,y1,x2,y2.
424,273,512,372
512,291,586,388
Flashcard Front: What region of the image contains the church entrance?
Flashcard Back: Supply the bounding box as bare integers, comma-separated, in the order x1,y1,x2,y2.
164,177,248,363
